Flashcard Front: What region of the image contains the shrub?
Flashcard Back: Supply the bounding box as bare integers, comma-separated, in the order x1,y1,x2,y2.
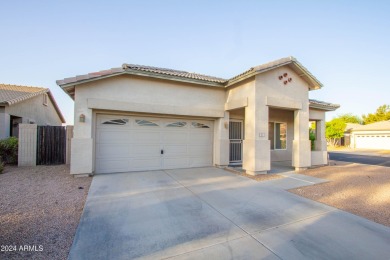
309,129,316,151
0,160,4,174
0,137,18,164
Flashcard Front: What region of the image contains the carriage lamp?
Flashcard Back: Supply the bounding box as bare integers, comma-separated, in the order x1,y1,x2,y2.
79,114,86,123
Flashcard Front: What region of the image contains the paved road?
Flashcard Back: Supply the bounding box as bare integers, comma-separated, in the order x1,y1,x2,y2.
329,152,390,167
69,167,390,259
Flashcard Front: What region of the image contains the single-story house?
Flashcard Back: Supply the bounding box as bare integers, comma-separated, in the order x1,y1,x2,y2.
0,84,65,139
345,121,390,150
57,57,339,176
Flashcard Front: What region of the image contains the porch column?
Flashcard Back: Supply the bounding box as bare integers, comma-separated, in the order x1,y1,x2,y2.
314,120,326,151
214,112,230,167
293,109,311,171
70,105,93,175
243,103,270,175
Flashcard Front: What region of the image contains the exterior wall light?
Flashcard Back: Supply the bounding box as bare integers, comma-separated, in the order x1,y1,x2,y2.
79,114,85,123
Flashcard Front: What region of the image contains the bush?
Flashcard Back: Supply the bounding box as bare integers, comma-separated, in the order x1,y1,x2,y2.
0,137,18,164
0,160,4,174
309,129,316,151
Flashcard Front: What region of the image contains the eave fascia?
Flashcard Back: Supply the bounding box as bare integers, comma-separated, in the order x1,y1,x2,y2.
293,60,323,90
309,104,339,111
57,72,126,89
225,60,322,90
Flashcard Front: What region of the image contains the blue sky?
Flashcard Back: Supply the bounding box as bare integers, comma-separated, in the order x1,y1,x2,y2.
1,0,389,124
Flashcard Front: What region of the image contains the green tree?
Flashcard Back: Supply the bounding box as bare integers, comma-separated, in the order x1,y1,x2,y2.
337,113,362,124
325,118,346,146
362,105,390,124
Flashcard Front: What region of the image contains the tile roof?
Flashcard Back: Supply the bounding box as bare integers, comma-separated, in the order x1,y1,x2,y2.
348,120,390,131
123,64,227,83
56,65,226,87
309,99,340,111
227,56,323,89
56,58,338,111
0,84,66,123
57,57,321,88
56,67,124,86
345,123,361,131
0,84,48,105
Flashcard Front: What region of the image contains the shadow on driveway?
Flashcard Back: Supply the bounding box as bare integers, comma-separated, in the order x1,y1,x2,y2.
329,152,390,167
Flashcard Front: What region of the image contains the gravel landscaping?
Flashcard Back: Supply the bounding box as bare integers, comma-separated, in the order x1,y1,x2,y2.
0,165,91,260
290,161,390,227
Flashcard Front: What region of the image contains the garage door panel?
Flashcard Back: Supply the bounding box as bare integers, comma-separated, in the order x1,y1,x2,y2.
162,132,188,143
188,145,212,156
96,115,213,173
188,133,213,145
97,130,131,144
133,131,161,144
96,144,131,158
164,145,187,156
355,135,390,149
132,145,161,156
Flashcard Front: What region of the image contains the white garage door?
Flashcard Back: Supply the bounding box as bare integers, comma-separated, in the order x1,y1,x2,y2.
95,115,214,173
355,134,390,149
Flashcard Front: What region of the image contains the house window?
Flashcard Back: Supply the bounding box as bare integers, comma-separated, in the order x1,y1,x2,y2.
43,94,48,106
269,122,287,150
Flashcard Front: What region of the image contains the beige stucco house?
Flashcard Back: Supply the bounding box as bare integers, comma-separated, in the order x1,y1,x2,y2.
57,57,339,176
345,121,390,150
0,84,65,139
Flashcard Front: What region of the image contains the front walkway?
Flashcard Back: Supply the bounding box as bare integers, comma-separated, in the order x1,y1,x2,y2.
69,167,390,259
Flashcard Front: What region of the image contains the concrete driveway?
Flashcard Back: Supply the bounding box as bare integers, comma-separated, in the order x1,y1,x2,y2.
69,167,390,260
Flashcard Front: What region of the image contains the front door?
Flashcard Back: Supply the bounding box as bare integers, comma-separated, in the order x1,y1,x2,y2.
229,120,243,165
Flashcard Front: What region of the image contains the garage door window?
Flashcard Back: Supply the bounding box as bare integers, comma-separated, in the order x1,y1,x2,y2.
135,119,159,126
102,119,129,125
166,122,187,127
192,122,210,128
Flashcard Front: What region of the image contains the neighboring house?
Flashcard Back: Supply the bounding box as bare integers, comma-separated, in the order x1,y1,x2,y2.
57,56,339,176
345,121,390,150
0,84,65,139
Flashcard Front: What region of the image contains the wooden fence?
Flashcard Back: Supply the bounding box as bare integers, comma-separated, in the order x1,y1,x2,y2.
18,124,72,167
36,126,66,165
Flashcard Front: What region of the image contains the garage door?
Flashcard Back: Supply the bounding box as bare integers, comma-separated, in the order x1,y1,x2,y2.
355,134,390,149
95,115,214,173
